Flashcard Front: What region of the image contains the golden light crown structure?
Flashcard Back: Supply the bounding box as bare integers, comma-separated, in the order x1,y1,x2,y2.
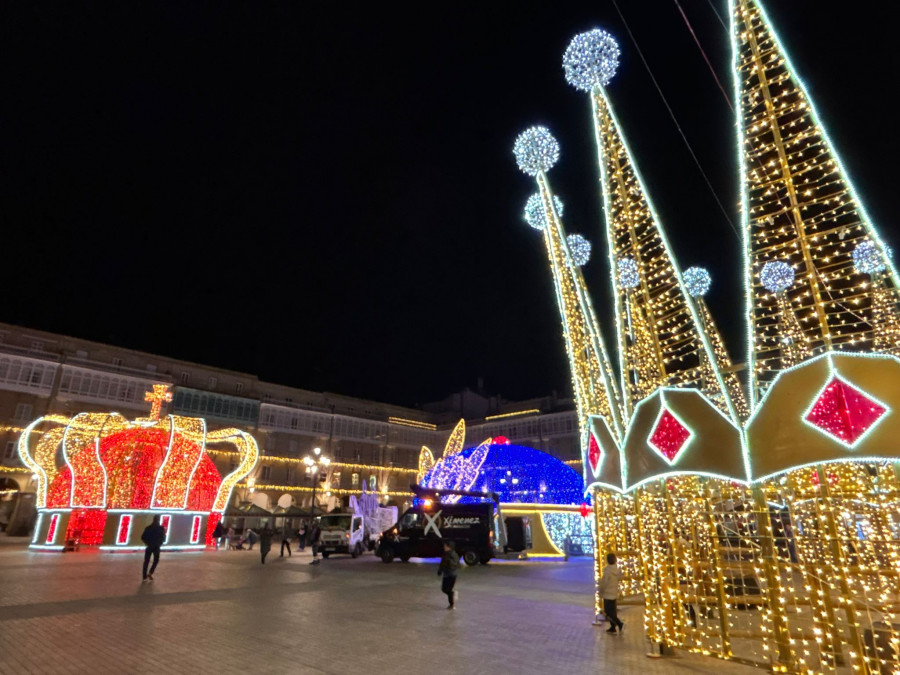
515,1,900,672
19,385,258,551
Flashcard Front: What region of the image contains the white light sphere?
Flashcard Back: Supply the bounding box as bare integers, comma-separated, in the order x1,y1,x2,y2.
567,234,591,266
852,240,886,275
523,193,564,231
760,260,795,293
617,257,640,289
513,126,560,176
683,266,711,298
563,29,620,92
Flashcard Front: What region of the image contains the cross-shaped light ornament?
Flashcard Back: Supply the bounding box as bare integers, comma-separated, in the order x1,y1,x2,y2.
142,384,173,421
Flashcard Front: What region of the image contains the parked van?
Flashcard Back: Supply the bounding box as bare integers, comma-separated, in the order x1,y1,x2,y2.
376,488,525,565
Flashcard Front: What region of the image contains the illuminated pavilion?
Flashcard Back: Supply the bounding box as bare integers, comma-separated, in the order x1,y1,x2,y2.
18,385,258,551
513,0,900,671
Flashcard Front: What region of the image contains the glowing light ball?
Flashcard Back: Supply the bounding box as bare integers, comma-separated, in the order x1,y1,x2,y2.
513,126,560,176
563,29,620,91
567,234,592,266
524,193,564,231
853,240,887,275
683,266,711,298
617,256,640,289
760,260,795,293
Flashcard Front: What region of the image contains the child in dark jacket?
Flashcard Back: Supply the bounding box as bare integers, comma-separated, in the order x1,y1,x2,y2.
437,541,461,609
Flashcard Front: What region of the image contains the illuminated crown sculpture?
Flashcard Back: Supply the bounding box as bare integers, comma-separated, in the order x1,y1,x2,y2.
18,385,258,551
514,2,900,672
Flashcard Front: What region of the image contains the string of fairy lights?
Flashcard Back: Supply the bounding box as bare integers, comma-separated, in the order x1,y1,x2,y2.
735,0,900,406
514,127,624,446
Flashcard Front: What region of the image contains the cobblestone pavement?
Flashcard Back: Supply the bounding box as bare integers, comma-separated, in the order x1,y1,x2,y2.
0,537,755,674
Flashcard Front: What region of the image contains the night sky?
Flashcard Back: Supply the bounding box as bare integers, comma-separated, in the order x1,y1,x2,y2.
2,2,899,408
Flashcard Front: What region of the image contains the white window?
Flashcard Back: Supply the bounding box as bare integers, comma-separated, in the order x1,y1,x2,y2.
111,357,123,369
351,473,359,486
368,475,377,490
235,383,243,394
75,350,88,359
180,372,190,384
4,441,15,459
13,403,33,421
30,341,43,352
208,377,218,390
331,472,341,486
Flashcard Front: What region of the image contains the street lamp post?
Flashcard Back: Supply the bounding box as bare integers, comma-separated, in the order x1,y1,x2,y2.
303,446,331,520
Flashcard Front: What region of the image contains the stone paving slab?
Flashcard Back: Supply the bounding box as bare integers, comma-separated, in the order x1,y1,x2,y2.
0,538,757,674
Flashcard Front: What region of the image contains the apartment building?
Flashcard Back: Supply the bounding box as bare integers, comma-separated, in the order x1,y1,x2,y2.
0,322,580,519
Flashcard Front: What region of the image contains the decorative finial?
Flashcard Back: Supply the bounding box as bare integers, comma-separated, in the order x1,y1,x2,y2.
563,29,620,92
617,257,640,289
513,126,560,176
683,266,712,298
567,234,592,266
760,260,795,294
523,193,564,231
143,384,173,421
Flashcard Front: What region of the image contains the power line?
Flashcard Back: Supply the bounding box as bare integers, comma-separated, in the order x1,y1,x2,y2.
609,0,740,241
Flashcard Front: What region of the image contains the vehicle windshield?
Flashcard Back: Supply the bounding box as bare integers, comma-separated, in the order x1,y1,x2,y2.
319,515,352,530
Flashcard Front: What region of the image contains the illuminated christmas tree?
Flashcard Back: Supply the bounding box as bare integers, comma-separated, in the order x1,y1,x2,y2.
732,0,900,405
514,126,625,443
563,30,745,423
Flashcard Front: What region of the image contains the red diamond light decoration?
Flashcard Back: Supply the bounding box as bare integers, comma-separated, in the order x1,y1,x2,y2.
648,408,692,463
804,377,887,448
588,434,601,474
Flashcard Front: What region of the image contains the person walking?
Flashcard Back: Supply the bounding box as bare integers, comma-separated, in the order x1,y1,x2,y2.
259,524,273,564
280,526,292,558
437,541,460,609
212,520,225,550
226,526,236,550
308,521,321,565
297,522,307,552
141,515,166,581
598,552,624,634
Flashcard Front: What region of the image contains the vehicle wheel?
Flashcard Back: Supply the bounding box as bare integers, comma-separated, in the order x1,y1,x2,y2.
462,549,479,566
479,551,492,565
321,550,330,559
380,548,394,563
399,554,411,562
351,544,360,559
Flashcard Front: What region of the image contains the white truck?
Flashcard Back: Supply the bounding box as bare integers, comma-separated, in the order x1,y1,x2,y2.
318,513,367,558
317,505,398,558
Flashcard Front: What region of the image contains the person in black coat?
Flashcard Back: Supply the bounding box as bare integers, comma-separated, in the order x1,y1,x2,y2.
141,515,166,581
308,522,321,565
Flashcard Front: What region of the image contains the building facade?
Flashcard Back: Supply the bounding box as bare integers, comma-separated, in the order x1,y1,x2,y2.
0,322,580,527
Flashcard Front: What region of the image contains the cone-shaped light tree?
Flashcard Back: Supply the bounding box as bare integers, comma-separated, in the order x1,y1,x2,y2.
563,29,745,423
731,0,900,405
514,126,625,443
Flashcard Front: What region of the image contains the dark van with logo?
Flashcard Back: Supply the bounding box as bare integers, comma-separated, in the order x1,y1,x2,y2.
377,496,498,566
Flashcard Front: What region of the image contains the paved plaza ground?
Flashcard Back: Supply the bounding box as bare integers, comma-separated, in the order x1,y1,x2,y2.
0,536,756,674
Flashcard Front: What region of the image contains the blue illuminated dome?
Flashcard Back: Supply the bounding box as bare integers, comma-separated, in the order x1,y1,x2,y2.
422,443,584,505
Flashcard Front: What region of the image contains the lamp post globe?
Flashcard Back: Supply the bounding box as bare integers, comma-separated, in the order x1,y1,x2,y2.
303,447,330,522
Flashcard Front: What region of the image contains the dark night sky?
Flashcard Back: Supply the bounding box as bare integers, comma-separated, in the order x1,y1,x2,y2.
2,2,899,408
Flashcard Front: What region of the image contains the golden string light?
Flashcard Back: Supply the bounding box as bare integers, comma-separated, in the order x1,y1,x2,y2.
484,409,542,421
